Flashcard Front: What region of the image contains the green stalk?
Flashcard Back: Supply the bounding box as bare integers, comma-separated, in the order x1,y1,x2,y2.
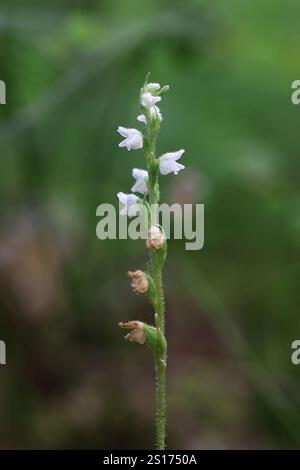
155,352,167,449
144,107,167,450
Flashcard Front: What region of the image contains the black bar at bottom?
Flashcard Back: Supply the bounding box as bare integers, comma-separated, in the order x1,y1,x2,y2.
0,450,298,465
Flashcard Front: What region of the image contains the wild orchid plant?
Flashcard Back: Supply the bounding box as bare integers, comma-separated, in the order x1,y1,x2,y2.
117,75,185,450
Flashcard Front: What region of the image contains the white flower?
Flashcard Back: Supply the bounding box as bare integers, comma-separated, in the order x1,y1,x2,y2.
131,168,148,194
141,92,161,109
159,149,185,175
137,106,162,125
137,114,147,125
117,127,143,151
144,82,161,92
117,192,140,217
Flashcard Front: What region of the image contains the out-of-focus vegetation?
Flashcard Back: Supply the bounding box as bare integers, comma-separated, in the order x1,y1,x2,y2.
0,0,299,449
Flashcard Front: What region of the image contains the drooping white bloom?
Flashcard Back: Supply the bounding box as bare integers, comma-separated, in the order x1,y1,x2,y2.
141,92,161,109
144,82,161,92
159,149,185,175
137,106,162,125
117,127,143,151
117,192,140,217
131,168,148,194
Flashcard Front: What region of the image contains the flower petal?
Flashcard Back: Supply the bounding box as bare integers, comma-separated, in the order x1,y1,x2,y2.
137,114,147,124
117,126,129,138
132,168,148,180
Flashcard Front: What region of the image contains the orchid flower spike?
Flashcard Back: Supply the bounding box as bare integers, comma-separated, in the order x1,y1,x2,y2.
116,76,183,450
159,149,185,175
117,192,140,217
117,127,143,151
131,168,148,194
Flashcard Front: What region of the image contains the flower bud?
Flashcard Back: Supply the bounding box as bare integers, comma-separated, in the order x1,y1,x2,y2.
157,85,169,96
118,321,145,344
128,270,148,294
146,225,165,250
144,82,161,93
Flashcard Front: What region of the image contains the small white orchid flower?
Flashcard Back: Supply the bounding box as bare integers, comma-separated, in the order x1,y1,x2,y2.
141,92,161,109
159,149,185,175
131,168,148,194
117,192,140,217
144,82,161,93
137,106,162,125
137,114,147,125
117,127,143,151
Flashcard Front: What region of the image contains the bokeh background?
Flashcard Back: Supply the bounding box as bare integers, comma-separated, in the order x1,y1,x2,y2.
0,0,299,449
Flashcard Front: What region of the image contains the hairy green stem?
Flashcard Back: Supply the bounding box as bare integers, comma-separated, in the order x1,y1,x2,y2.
155,354,167,449
145,108,167,450
153,257,167,449
153,257,165,331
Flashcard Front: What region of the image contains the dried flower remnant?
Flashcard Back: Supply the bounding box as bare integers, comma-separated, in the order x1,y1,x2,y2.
146,225,165,250
127,270,148,294
118,321,146,344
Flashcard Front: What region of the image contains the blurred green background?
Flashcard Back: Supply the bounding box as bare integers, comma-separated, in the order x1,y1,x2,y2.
0,0,300,449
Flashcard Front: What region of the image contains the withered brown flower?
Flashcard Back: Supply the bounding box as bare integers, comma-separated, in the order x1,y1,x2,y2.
146,225,165,250
118,321,145,344
127,270,148,293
